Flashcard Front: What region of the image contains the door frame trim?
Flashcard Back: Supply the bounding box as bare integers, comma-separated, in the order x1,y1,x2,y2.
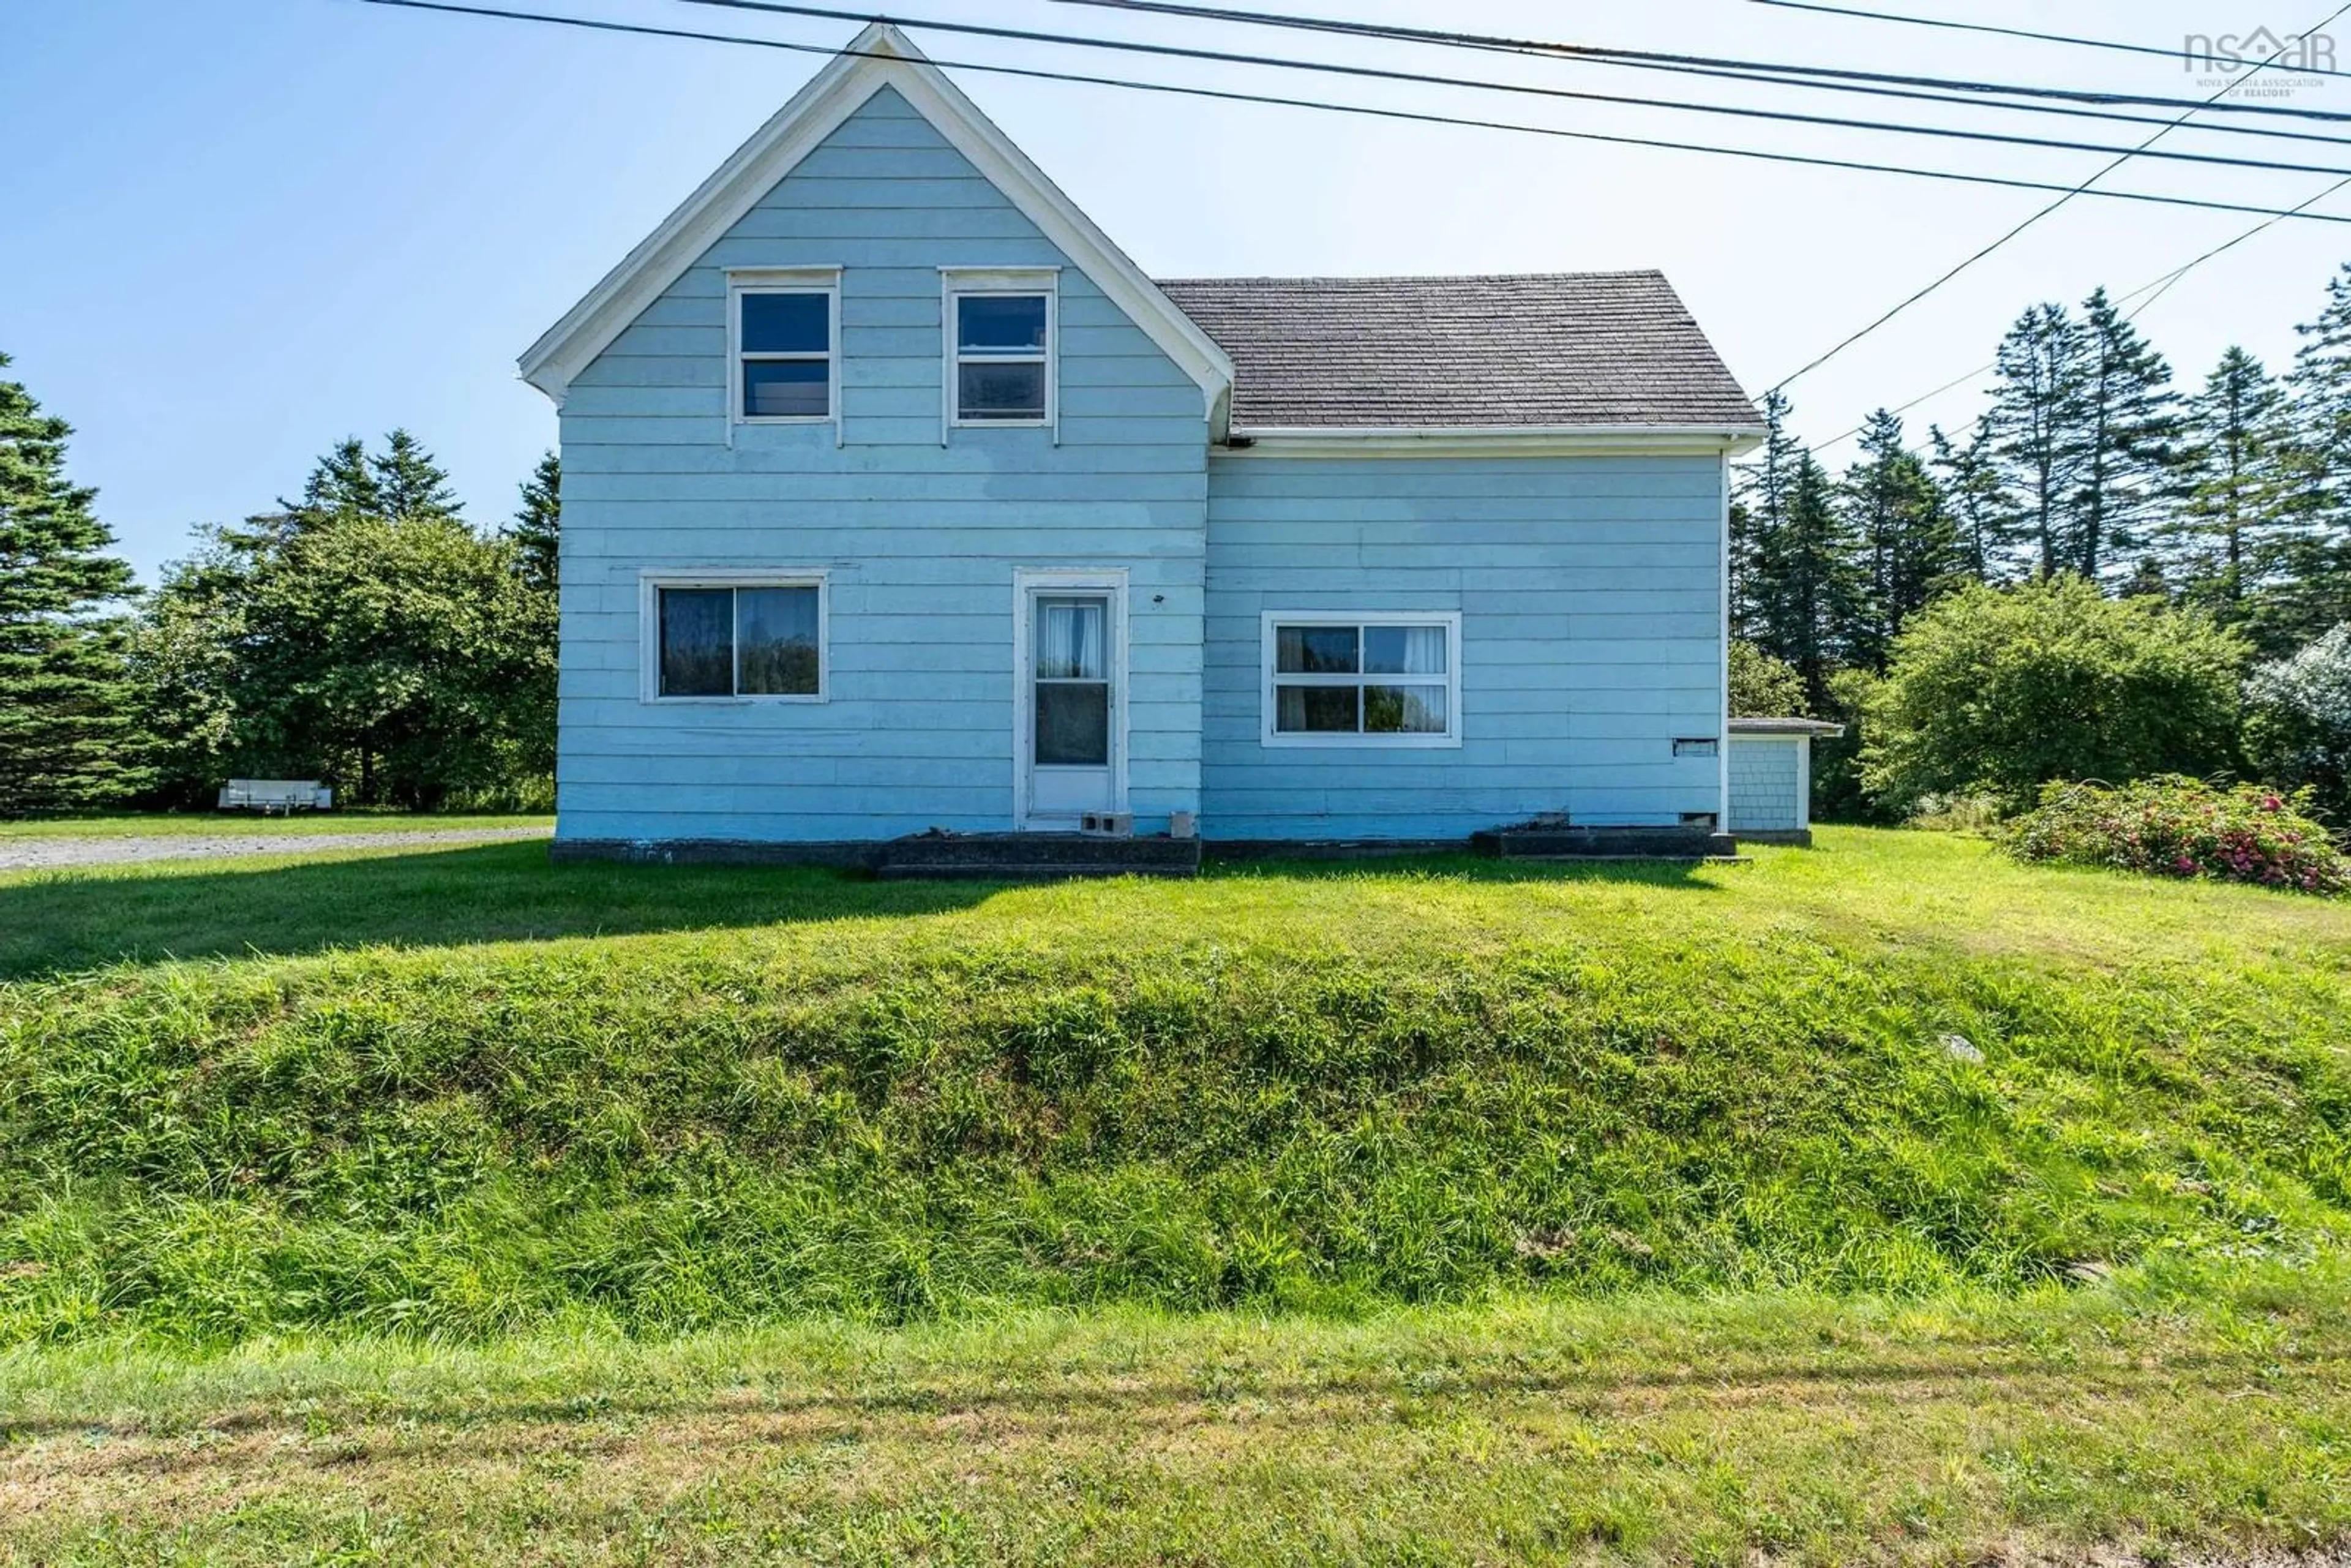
1011,566,1129,831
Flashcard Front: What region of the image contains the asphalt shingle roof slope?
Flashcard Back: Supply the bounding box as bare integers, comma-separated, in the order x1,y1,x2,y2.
1154,271,1761,431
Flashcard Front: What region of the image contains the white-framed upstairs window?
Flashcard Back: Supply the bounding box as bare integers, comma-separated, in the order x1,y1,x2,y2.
727,267,840,430
1261,612,1461,748
640,570,828,703
942,267,1057,436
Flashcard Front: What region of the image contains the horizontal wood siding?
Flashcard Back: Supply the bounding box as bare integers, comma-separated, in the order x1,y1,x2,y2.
1200,454,1727,840
557,86,1207,844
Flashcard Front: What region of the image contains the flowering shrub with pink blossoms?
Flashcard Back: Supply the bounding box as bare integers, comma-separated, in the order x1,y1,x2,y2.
2001,775,2350,896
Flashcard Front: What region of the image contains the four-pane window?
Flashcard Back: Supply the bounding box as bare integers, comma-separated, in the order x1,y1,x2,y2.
654,582,823,699
1265,617,1460,745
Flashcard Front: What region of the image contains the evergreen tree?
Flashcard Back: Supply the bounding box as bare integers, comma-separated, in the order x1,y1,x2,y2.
2289,260,2351,536
373,427,462,522
2070,287,2178,583
1985,302,2091,578
506,449,560,592
2165,346,2292,612
276,435,381,536
1729,389,1803,641
0,352,144,814
1756,451,1866,708
1928,419,2010,584
1838,408,1959,669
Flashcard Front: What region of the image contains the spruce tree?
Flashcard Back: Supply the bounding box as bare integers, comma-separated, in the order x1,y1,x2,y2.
372,428,462,522
2166,346,2291,612
276,435,382,536
2071,287,2178,583
0,352,144,814
1757,451,1866,708
507,449,560,592
1928,419,2010,583
2289,260,2351,536
1985,302,2090,579
1730,389,1802,641
1839,409,1959,669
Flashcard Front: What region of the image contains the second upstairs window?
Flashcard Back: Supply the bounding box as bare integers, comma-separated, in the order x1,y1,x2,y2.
951,288,1053,425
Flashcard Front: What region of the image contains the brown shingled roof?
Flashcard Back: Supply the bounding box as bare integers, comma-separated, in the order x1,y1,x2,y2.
1155,271,1760,431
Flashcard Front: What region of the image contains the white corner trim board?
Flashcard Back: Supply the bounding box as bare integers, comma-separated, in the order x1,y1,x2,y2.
518,23,1234,429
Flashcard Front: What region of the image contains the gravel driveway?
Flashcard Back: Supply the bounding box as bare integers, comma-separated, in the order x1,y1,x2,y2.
0,827,552,872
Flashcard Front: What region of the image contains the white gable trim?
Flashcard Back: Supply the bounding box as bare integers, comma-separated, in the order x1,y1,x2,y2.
519,23,1233,430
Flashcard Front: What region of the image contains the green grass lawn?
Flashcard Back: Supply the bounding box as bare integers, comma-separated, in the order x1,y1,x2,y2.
0,810,552,839
2,828,2348,1561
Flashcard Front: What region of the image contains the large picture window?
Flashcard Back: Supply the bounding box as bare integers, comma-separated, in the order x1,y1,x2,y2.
643,575,826,701
1261,613,1460,747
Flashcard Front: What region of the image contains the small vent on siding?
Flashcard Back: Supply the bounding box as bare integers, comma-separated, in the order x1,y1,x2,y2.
1681,811,1719,830
1673,737,1719,759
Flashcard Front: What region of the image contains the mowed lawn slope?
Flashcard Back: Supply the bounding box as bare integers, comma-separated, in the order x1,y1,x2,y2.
1,830,2345,1338
3,829,2351,1562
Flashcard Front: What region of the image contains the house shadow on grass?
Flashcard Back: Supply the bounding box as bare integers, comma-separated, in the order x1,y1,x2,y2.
0,839,1727,981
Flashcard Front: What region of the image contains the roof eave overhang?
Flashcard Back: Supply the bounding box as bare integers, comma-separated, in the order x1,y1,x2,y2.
1224,423,1769,459
517,23,1234,431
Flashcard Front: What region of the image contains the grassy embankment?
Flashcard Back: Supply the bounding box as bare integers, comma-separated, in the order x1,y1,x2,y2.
1,828,2347,1559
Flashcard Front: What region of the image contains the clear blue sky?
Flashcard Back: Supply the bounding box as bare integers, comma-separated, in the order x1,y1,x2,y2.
8,0,2349,582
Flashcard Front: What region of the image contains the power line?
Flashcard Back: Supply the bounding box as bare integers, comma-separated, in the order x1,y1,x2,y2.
1768,0,2351,393
353,0,2351,227
1040,0,2351,150
664,0,2351,181
1750,0,2351,84
1042,0,2351,124
1809,172,2351,456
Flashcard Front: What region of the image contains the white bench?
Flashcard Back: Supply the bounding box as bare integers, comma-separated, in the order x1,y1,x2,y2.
217,779,334,814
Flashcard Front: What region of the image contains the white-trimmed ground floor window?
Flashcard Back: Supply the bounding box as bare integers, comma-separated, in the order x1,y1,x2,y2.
641,572,828,701
1261,612,1461,746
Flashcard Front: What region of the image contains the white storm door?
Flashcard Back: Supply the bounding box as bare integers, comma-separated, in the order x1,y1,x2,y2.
1021,583,1121,823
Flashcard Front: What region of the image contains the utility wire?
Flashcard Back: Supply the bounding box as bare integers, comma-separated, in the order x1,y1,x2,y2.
1768,0,2351,393
660,0,2351,180
1750,0,2351,84
1809,171,2351,456
1043,0,2351,123
353,0,2351,227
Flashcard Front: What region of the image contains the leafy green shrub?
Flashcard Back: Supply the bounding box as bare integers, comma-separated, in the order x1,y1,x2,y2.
2246,623,2351,825
1728,640,1808,718
2002,775,2349,895
1861,576,2248,814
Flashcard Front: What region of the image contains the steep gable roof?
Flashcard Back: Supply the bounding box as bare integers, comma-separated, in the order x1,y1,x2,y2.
519,23,1234,421
1156,272,1760,433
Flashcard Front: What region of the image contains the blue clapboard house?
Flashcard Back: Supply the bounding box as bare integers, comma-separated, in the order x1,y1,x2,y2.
523,24,1766,870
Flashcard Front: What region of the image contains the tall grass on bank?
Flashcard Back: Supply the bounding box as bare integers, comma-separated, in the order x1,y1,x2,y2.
2,830,2347,1344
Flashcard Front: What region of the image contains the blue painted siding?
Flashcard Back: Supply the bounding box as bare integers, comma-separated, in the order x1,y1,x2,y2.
557,86,1209,843
1727,735,1802,831
1198,455,1727,840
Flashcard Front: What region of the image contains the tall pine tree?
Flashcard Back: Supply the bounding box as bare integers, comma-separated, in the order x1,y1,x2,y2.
1986,301,2091,579
374,427,462,522
506,449,560,592
0,352,144,814
1755,451,1866,709
2070,287,2178,584
1730,388,1803,642
1839,408,1960,670
2165,346,2291,612
1928,419,2011,584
